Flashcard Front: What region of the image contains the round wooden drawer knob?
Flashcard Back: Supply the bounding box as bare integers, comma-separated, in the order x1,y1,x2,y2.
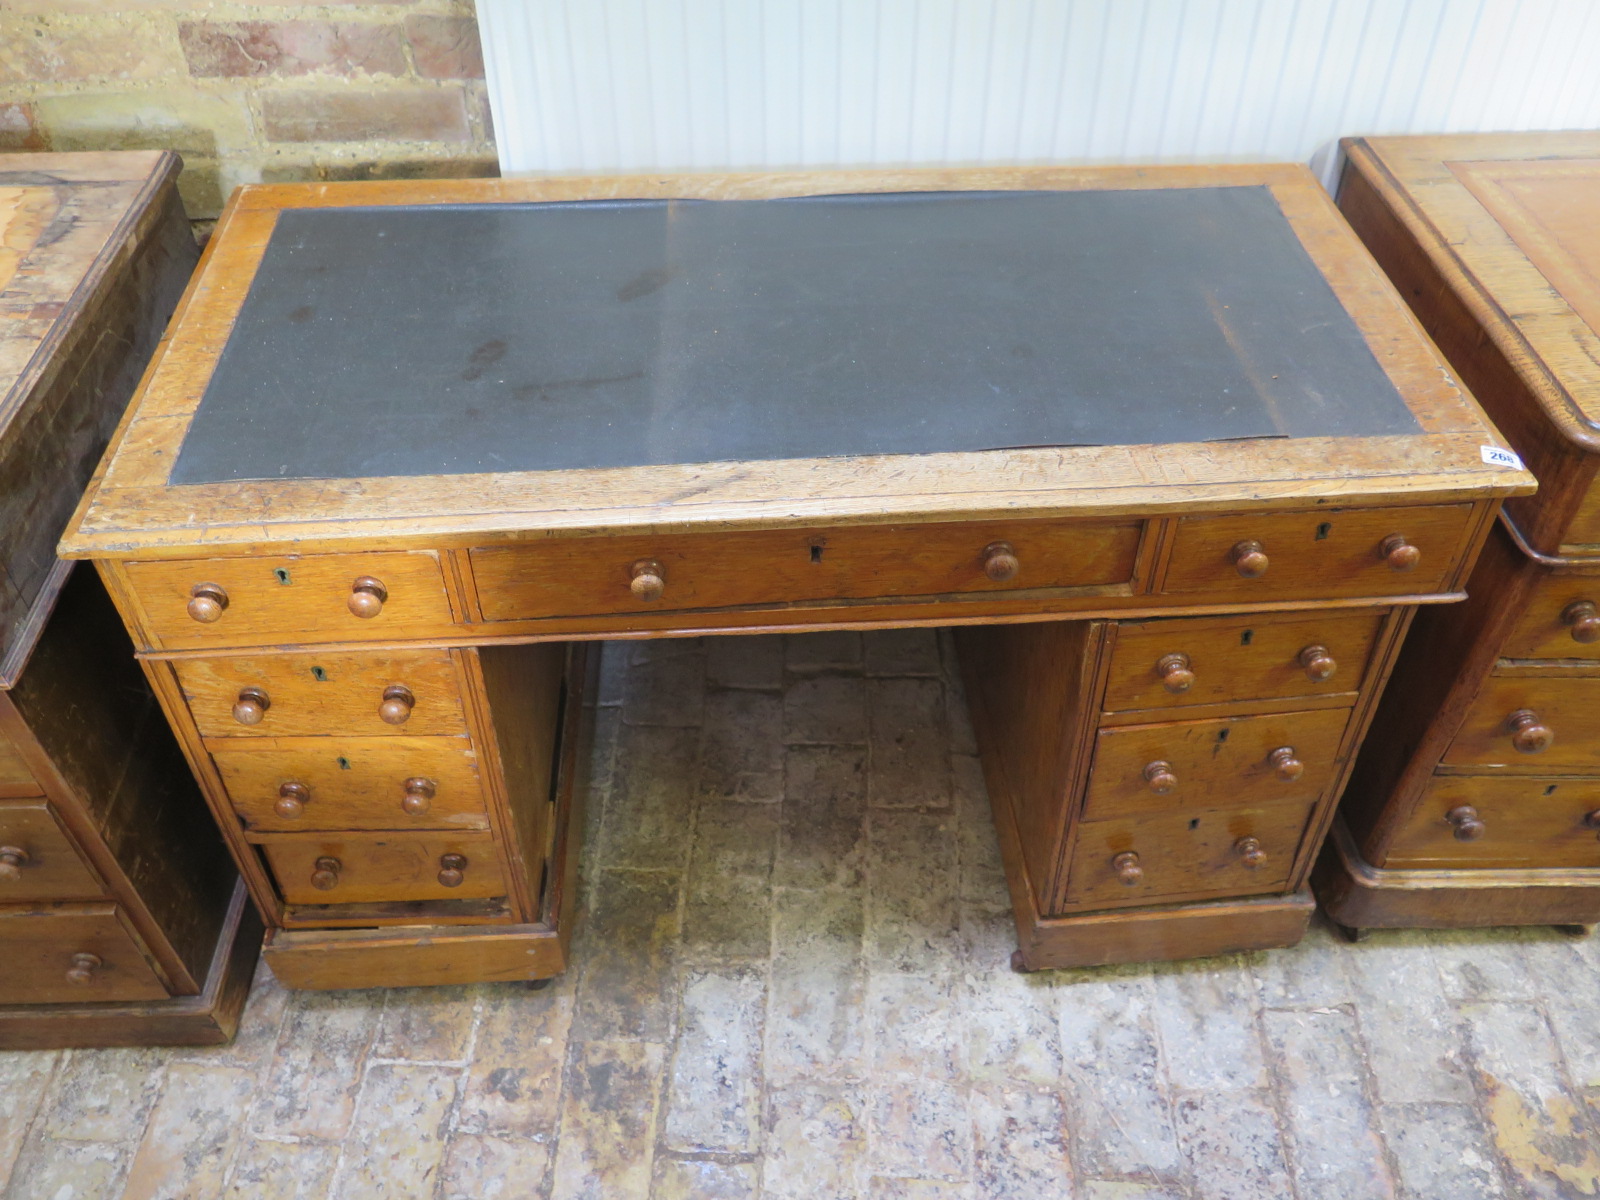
1379,534,1421,572
275,782,311,819
310,856,342,890
379,684,415,725
1156,653,1195,693
982,541,1020,582
401,777,436,816
630,559,666,602
348,576,388,619
1584,810,1600,837
232,686,271,725
1268,746,1304,782
1562,601,1600,644
187,583,228,624
1112,851,1143,886
438,852,468,888
1143,760,1178,794
1506,709,1554,754
1234,836,1267,868
1446,805,1486,841
0,845,29,881
65,952,102,985
1230,540,1269,578
1299,644,1337,682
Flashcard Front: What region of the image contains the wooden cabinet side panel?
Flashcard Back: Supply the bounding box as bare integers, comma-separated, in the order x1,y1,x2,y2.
0,179,196,679
466,641,567,922
5,567,238,991
954,620,1103,913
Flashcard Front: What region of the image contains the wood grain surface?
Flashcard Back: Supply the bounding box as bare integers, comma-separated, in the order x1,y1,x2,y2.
1100,609,1382,715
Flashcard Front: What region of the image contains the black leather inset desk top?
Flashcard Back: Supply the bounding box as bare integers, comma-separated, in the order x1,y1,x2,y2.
171,186,1417,484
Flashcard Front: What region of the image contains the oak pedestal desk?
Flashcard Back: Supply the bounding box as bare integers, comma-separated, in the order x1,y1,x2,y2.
1319,133,1600,933
60,167,1529,987
0,151,259,1046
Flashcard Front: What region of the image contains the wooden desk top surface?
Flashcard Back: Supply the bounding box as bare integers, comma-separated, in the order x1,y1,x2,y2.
1345,132,1600,456
62,165,1531,561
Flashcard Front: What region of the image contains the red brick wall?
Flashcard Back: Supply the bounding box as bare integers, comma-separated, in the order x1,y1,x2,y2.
0,1,496,222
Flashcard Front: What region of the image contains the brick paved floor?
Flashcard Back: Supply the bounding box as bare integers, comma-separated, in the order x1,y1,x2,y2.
3,630,1600,1198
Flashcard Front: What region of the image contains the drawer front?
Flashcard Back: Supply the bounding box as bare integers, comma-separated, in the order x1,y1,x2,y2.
1502,571,1600,661
1161,503,1472,600
1063,803,1311,910
214,737,489,832
0,800,102,902
260,833,505,904
126,552,455,650
0,726,39,797
1083,707,1350,820
470,518,1143,621
1102,610,1383,715
1443,676,1600,771
1386,775,1600,870
176,650,468,740
1566,487,1600,554
0,904,169,1004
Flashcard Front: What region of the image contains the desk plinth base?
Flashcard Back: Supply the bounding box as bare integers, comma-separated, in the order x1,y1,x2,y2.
264,920,571,989
1313,817,1600,933
1011,887,1315,972
0,881,262,1050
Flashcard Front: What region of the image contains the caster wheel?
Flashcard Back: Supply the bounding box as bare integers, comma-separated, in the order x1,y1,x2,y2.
1555,924,1594,938
1010,949,1031,973
1333,921,1369,943
524,977,555,991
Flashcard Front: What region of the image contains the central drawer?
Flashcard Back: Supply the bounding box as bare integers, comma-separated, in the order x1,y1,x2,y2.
0,799,103,902
259,832,505,904
1102,610,1383,715
1083,707,1350,820
213,737,489,832
0,904,169,1005
176,650,468,740
1062,802,1313,911
469,517,1143,620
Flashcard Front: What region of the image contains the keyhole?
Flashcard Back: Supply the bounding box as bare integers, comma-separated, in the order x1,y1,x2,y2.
336,756,351,770
1240,630,1254,646
1188,818,1201,830
1216,728,1229,742
810,544,823,564
1545,784,1559,796
274,567,292,584
311,666,327,682
1315,522,1333,540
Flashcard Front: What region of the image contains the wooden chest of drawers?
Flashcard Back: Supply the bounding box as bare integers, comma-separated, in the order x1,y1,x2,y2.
0,153,258,1046
1324,132,1600,932
60,166,1527,980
